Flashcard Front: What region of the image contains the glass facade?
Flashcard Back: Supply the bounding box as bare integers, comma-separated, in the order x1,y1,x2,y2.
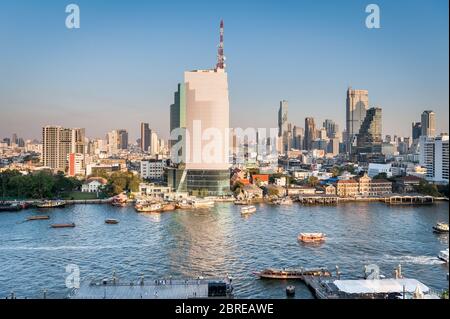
186,169,231,197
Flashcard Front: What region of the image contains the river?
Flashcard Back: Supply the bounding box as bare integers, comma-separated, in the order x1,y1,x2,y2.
0,202,448,298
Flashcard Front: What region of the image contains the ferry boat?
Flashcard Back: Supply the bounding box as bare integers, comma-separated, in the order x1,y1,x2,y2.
191,199,215,209
36,200,66,209
234,200,250,205
433,222,449,233
51,223,75,228
253,267,331,279
176,200,193,209
111,194,128,207
240,205,257,215
105,219,119,224
298,233,326,243
438,248,449,263
26,215,50,221
0,202,23,212
275,197,293,205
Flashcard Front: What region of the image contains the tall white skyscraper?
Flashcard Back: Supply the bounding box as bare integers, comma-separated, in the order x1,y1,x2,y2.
346,88,369,153
420,134,449,183
169,20,230,196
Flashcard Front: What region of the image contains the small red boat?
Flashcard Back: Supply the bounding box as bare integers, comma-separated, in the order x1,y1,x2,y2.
51,223,75,228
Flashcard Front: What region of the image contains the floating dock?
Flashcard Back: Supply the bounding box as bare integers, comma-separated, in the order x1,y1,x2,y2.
69,277,234,299
302,276,440,299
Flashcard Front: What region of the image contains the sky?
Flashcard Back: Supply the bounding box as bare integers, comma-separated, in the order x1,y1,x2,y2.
0,0,448,142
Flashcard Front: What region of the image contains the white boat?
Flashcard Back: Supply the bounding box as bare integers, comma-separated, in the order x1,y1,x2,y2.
191,199,215,208
438,248,449,263
241,205,256,215
278,197,293,205
433,222,449,233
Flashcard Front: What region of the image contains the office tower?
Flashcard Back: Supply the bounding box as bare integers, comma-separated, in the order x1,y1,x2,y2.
107,129,128,155
292,126,304,150
140,122,151,152
421,110,436,137
412,122,422,141
150,131,159,155
318,128,327,140
323,119,339,139
11,133,18,146
278,100,289,153
42,126,85,172
346,88,369,153
420,134,449,183
168,20,230,196
356,107,382,153
327,138,340,156
17,138,25,148
304,117,316,150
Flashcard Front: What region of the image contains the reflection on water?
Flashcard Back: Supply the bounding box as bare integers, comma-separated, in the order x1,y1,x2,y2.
0,202,448,299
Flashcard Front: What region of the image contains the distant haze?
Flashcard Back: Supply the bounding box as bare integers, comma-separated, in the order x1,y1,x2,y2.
0,0,448,141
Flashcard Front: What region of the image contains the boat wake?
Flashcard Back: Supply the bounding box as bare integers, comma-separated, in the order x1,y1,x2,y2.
0,244,153,251
382,254,446,265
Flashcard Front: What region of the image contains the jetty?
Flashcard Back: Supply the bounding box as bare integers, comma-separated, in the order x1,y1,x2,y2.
302,276,439,299
69,276,234,299
297,195,339,205
384,194,434,205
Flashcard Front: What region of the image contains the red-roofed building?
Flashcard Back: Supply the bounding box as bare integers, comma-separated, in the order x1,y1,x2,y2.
251,174,269,186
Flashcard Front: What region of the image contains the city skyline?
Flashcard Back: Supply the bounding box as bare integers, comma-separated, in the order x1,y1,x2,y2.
0,0,449,141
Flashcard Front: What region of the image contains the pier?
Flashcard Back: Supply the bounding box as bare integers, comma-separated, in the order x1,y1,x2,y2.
297,195,339,205
384,194,434,205
69,277,233,299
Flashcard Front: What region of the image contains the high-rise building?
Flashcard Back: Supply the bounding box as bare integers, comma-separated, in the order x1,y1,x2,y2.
42,126,85,172
292,126,304,150
140,122,151,152
151,131,159,155
107,129,128,155
304,117,316,150
421,110,436,137
323,119,339,139
356,107,382,154
168,20,230,196
420,134,449,183
346,88,369,153
278,100,289,153
412,122,422,141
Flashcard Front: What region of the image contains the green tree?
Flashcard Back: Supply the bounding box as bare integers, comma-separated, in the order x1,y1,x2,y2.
307,176,319,187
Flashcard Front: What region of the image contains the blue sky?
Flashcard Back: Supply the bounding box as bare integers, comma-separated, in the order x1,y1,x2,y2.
0,0,448,141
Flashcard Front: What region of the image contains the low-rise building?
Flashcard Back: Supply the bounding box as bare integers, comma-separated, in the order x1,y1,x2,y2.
336,180,359,197
81,177,108,193
140,159,165,180
393,176,423,193
287,186,316,195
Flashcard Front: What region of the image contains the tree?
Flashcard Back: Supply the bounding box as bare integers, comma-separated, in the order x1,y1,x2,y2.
307,176,319,187
373,173,388,180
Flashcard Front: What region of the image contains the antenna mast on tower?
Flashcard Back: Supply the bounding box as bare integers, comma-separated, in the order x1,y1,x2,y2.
216,20,226,70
